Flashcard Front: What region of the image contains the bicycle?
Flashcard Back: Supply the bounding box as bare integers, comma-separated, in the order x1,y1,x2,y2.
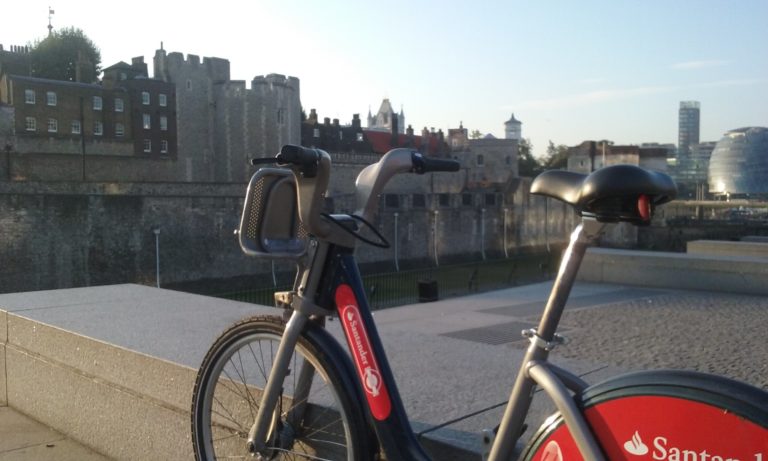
191,144,768,460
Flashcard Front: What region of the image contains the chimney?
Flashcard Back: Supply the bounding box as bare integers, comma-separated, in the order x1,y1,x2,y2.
352,113,361,129
391,114,399,147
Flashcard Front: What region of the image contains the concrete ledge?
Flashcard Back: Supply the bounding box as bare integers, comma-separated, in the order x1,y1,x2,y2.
579,248,768,295
0,284,482,460
742,235,768,243
0,284,262,460
687,239,768,258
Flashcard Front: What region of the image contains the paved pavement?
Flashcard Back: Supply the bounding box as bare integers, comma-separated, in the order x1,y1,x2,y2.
0,407,108,461
2,280,767,459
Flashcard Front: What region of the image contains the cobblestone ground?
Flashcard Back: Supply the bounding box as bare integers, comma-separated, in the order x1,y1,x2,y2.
545,291,768,390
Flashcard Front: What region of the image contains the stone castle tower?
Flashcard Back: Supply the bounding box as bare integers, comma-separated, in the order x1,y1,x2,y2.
153,48,301,182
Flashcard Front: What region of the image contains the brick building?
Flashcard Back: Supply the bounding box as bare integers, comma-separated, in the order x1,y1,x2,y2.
0,51,177,175
566,141,670,174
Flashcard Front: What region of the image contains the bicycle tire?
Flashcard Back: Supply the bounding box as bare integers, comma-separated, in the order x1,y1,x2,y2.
521,369,768,460
191,315,374,461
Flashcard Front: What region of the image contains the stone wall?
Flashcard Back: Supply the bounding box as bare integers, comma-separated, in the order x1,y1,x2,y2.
0,181,274,293
0,175,576,294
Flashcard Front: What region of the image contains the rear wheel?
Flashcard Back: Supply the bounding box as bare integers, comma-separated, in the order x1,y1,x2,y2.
522,370,768,460
191,315,373,460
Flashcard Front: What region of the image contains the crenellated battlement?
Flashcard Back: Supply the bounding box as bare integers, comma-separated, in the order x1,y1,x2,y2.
0,44,30,54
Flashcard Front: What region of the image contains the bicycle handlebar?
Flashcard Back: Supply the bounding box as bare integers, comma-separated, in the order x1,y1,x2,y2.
411,152,460,174
250,145,460,248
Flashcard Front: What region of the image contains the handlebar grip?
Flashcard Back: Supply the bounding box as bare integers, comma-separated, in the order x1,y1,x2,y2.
276,145,321,177
277,144,320,165
411,152,460,174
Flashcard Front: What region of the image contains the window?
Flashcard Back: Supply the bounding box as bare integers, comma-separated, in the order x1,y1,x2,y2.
356,132,364,142
115,98,124,112
25,117,36,131
71,120,81,134
142,91,150,105
143,114,151,129
485,193,497,206
412,194,426,208
476,154,484,166
384,194,400,208
313,128,320,138
462,193,473,206
277,109,285,125
47,118,58,133
25,89,35,104
505,156,512,166
93,96,103,110
119,72,127,81
160,140,168,154
159,94,167,107
186,80,192,91
160,116,168,131
94,121,103,136
115,123,125,137
438,194,450,208
46,91,57,106
143,139,151,153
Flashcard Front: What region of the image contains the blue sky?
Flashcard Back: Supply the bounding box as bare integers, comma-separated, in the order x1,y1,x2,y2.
5,0,767,157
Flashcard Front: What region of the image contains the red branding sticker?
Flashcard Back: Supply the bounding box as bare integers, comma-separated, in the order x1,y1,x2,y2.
335,284,392,421
530,395,768,460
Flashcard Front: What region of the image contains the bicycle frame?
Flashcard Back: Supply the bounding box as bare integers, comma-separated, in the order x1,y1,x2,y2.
247,212,611,460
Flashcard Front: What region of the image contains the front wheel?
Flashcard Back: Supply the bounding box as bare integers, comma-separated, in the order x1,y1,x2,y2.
191,315,373,460
522,370,768,460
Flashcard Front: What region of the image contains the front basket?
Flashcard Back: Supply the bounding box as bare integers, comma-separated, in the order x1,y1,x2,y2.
237,168,309,259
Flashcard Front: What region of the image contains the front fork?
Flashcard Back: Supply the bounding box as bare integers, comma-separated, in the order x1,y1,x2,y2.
247,240,331,455
247,310,309,455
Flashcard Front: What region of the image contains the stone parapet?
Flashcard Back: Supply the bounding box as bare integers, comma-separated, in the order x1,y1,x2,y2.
578,248,768,295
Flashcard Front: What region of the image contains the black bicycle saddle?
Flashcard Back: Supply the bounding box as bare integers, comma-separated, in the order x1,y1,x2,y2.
530,164,677,224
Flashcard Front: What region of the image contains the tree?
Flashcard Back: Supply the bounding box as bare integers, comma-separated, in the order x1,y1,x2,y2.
29,27,101,82
518,138,542,177
470,129,483,139
542,140,569,170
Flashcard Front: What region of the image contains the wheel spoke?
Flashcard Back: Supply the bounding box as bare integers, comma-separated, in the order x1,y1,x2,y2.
192,318,363,460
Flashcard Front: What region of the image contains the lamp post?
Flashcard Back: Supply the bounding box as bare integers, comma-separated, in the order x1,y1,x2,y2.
481,208,486,261
393,212,400,272
503,207,509,259
153,228,161,288
433,210,439,267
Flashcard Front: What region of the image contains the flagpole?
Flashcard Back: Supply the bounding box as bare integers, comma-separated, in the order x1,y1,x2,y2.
48,7,55,36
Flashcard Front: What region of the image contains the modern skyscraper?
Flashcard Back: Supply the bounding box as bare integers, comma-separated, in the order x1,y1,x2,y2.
678,101,700,155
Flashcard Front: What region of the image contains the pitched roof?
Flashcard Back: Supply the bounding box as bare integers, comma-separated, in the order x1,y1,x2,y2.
363,130,444,156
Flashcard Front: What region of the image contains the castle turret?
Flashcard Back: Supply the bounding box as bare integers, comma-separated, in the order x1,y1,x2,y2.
504,113,522,140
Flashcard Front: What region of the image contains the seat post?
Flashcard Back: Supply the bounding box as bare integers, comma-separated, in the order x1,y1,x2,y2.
536,217,606,341
489,217,607,461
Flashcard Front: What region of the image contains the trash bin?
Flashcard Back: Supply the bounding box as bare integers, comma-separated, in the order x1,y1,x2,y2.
417,279,438,302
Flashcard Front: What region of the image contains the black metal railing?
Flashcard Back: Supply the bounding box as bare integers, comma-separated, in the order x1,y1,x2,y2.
215,253,559,310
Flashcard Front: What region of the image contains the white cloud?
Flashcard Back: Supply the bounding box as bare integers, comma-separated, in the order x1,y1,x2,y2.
510,85,676,110
671,60,729,70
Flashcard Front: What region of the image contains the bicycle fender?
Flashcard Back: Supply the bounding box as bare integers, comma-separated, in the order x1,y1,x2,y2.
521,369,768,460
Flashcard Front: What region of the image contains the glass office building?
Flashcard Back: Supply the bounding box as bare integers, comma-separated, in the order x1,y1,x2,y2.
708,127,768,197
